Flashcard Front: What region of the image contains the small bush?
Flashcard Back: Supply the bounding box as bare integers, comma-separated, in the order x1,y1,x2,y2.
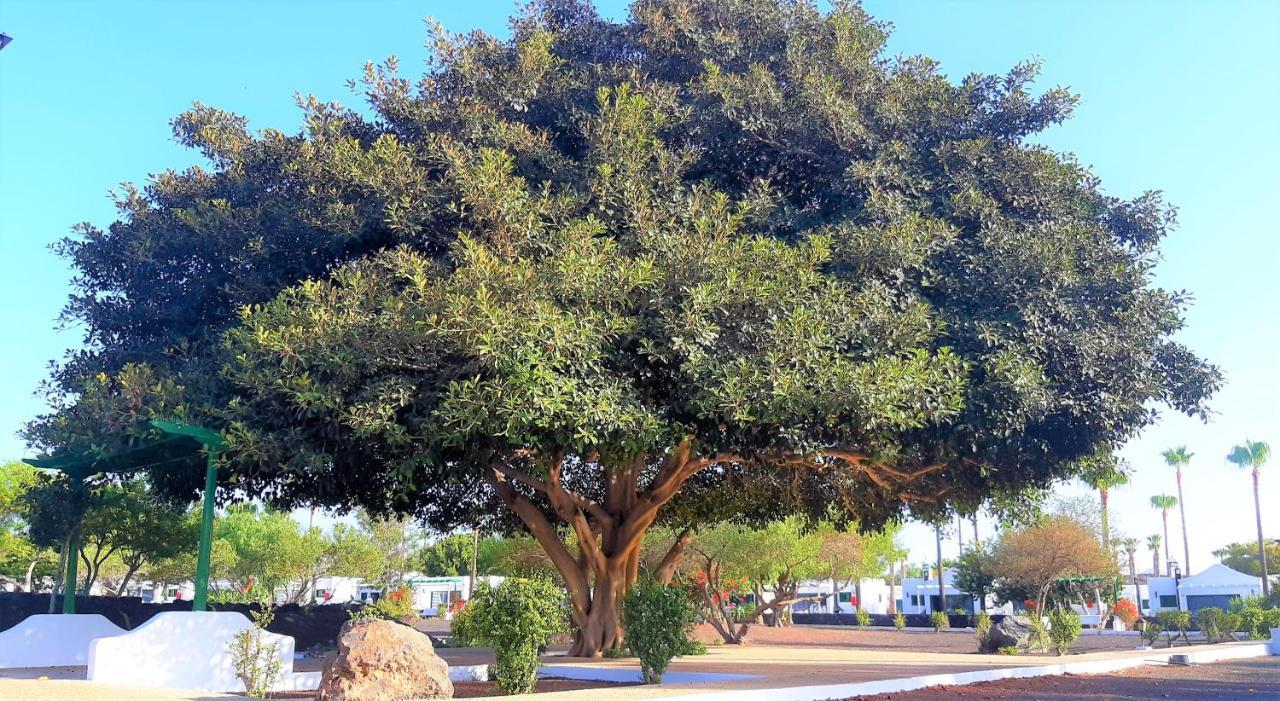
677,638,708,656
893,612,906,631
623,582,696,684
855,609,871,628
1112,599,1139,629
997,645,1019,655
349,586,419,623
229,608,282,699
1047,608,1082,656
1139,620,1163,646
1196,607,1228,643
1025,617,1050,653
973,611,993,652
1157,610,1191,646
451,577,568,695
930,611,949,632
1231,598,1279,640
602,647,634,658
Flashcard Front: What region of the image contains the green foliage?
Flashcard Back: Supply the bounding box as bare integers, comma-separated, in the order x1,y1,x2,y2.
893,612,906,631
623,583,696,684
678,638,708,656
1157,610,1191,645
31,0,1219,652
1025,617,1051,653
1213,541,1280,581
855,609,872,628
930,611,949,632
451,578,567,694
997,645,1019,655
974,611,993,652
954,542,997,606
229,608,283,699
417,532,508,578
601,647,633,659
1230,597,1279,640
1139,620,1163,646
1194,607,1233,643
1047,608,1082,655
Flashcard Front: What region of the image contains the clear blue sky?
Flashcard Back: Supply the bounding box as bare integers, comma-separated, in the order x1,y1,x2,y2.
1,0,1276,573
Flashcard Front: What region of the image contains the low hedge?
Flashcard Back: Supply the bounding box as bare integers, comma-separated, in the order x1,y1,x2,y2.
793,611,1000,628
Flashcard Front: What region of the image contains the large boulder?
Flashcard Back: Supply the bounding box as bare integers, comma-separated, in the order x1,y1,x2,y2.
984,615,1033,652
317,619,453,701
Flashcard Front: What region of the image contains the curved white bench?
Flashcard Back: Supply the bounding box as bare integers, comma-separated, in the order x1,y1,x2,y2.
0,613,127,668
89,611,294,693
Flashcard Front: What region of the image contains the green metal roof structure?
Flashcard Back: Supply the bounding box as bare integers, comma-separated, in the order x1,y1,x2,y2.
24,419,225,613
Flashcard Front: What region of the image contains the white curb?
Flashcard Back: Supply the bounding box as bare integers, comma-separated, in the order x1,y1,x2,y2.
640,642,1274,701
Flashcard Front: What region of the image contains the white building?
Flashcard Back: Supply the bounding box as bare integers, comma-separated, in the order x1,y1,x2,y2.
1144,564,1263,614
788,578,895,614
898,568,1009,614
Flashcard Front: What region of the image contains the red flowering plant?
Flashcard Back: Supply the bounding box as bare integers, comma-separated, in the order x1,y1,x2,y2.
1112,599,1140,629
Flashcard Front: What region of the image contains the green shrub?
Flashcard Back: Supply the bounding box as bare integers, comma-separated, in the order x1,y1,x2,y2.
997,645,1019,655
930,611,949,632
893,612,906,631
855,609,871,628
451,577,568,695
602,647,634,658
1230,597,1279,640
1025,617,1050,653
623,582,696,684
228,608,282,699
1157,610,1191,646
1139,620,1163,646
1047,608,1082,656
1195,607,1228,643
974,611,993,652
677,638,708,656
349,586,419,623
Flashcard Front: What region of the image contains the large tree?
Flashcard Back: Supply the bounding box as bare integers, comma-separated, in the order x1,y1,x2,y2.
993,515,1113,617
27,0,1217,655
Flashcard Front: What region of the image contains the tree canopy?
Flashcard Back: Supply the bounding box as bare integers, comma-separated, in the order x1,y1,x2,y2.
26,0,1217,654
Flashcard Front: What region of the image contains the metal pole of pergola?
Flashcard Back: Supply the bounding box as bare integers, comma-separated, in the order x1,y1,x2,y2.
23,419,224,613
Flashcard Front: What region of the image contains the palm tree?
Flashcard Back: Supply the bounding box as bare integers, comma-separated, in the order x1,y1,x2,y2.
1086,467,1129,550
1119,537,1141,610
1150,495,1178,575
1162,446,1194,573
1227,441,1271,597
1147,534,1162,577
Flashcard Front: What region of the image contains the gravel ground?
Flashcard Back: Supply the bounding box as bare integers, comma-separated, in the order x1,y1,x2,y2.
845,657,1280,700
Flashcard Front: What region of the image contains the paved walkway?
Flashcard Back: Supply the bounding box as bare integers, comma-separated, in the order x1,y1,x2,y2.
0,640,1269,700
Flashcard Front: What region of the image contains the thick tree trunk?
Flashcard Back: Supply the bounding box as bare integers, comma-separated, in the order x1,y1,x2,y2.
1254,470,1270,597
24,559,37,592
654,529,692,585
1175,470,1191,573
485,441,716,658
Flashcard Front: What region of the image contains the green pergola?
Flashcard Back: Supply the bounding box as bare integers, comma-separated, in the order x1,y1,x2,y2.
23,419,225,613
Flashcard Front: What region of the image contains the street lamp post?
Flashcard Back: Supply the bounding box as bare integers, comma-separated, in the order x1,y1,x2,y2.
1171,560,1183,611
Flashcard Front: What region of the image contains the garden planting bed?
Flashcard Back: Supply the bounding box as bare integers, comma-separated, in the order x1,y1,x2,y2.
689,623,1151,656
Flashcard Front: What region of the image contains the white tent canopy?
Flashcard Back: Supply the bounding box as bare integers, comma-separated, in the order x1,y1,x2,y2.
1179,563,1263,590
